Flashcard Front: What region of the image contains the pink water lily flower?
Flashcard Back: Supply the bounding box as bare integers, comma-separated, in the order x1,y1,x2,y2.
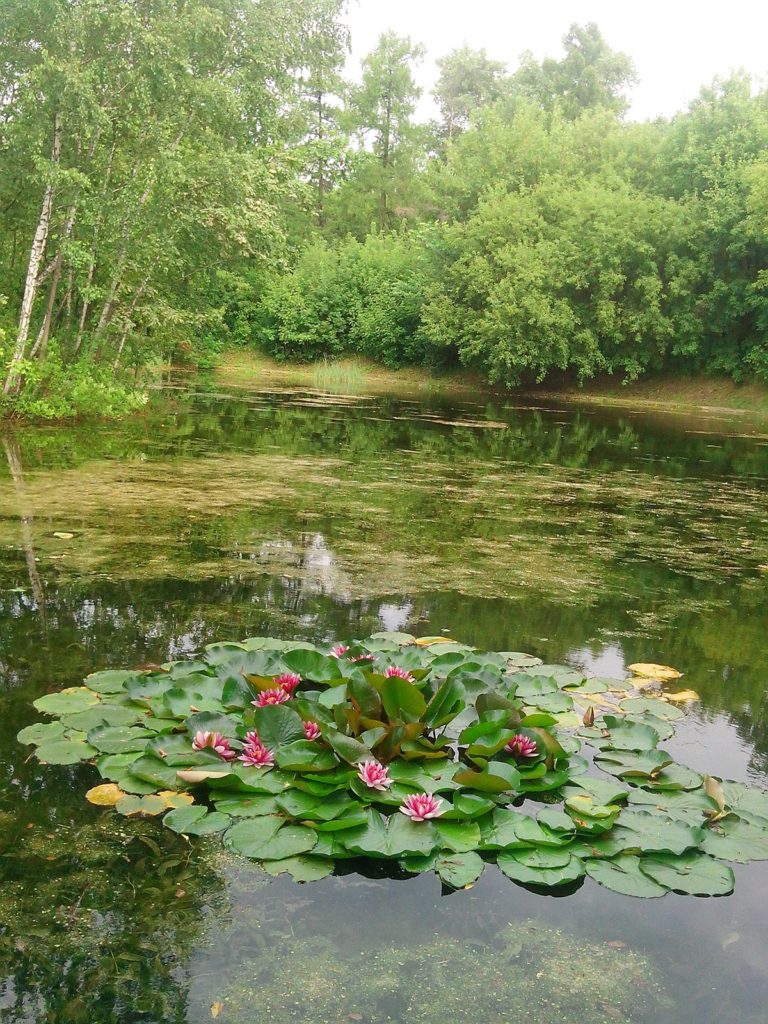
244,729,261,746
253,688,291,707
384,666,414,681
399,793,445,821
357,759,393,791
275,672,301,695
330,643,350,658
239,741,275,768
505,734,538,759
350,653,375,663
192,731,237,761
303,720,321,741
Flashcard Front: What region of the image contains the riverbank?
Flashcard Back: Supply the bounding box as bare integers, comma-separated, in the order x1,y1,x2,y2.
215,352,768,424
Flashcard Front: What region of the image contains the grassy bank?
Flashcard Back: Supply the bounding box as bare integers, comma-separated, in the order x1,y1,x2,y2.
215,352,768,422
213,352,489,398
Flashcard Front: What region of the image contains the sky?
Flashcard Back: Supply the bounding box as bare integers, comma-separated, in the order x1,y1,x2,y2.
346,0,768,122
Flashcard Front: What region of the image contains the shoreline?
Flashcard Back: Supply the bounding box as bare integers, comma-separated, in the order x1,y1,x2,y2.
215,352,768,425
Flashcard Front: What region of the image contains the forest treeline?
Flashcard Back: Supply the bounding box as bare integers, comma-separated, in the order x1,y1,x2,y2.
2,1,768,417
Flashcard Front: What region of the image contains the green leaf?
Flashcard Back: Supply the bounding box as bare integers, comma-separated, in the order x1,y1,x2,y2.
424,677,465,727
452,792,496,818
380,676,427,723
436,851,484,889
262,856,334,882
116,795,167,816
34,688,100,715
433,820,481,853
453,760,521,794
612,810,704,854
586,855,668,898
87,725,154,754
84,670,140,694
325,730,371,765
36,738,97,764
251,704,305,747
227,816,318,859
164,805,231,835
213,794,279,817
602,715,660,751
700,817,768,862
61,705,143,732
595,749,673,778
619,698,684,721
341,809,438,858
478,808,531,851
562,777,629,806
497,851,585,888
639,853,734,896
275,740,337,772
282,649,342,683
626,787,719,824
509,846,572,869
16,721,66,746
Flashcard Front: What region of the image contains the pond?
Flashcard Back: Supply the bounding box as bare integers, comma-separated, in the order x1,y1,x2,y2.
1,375,768,1023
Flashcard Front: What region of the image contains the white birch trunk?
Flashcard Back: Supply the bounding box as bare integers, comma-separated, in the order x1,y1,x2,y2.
4,112,62,394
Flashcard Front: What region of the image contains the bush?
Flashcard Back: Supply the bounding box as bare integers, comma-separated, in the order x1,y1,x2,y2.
0,345,148,421
257,231,443,368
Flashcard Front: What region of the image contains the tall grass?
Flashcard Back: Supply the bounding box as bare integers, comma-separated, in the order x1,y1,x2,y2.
311,359,366,394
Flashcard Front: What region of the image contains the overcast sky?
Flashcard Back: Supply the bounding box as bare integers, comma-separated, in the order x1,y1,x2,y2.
346,0,768,122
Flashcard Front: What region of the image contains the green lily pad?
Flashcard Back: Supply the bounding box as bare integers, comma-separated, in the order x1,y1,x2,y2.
433,820,481,853
586,855,668,898
341,810,438,858
602,715,660,751
227,816,318,859
17,721,66,746
497,851,585,888
611,811,704,855
436,851,484,889
595,749,673,779
164,804,231,835
213,794,280,816
700,817,768,862
85,670,141,695
262,856,334,882
639,852,734,896
36,738,98,764
34,688,100,715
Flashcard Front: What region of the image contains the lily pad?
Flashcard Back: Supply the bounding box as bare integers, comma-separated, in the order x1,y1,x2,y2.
34,687,100,715
586,855,667,898
639,852,734,896
36,738,97,764
497,851,585,888
436,851,484,889
262,856,334,882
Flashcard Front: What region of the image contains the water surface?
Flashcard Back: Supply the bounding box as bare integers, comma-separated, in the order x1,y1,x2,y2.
1,378,767,1023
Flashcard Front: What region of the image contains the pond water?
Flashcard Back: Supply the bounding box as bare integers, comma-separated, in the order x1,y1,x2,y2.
1,376,768,1023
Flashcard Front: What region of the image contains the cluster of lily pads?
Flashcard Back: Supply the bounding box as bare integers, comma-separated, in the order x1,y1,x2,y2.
18,632,768,895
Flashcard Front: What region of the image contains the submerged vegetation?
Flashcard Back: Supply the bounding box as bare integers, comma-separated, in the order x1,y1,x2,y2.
19,633,768,896
2,4,768,418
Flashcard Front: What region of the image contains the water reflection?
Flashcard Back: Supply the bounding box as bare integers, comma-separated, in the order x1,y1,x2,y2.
1,380,768,1023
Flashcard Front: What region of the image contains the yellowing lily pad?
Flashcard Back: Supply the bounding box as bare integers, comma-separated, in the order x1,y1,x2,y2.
662,690,700,703
415,636,457,646
628,663,682,682
176,769,231,783
52,531,75,540
158,790,196,808
86,783,125,806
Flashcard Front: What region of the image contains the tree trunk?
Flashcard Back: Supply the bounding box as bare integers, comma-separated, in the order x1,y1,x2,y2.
112,273,149,370
4,112,62,394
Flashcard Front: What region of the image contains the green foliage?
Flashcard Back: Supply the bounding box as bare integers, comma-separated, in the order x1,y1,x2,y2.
259,232,440,367
18,632,768,896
